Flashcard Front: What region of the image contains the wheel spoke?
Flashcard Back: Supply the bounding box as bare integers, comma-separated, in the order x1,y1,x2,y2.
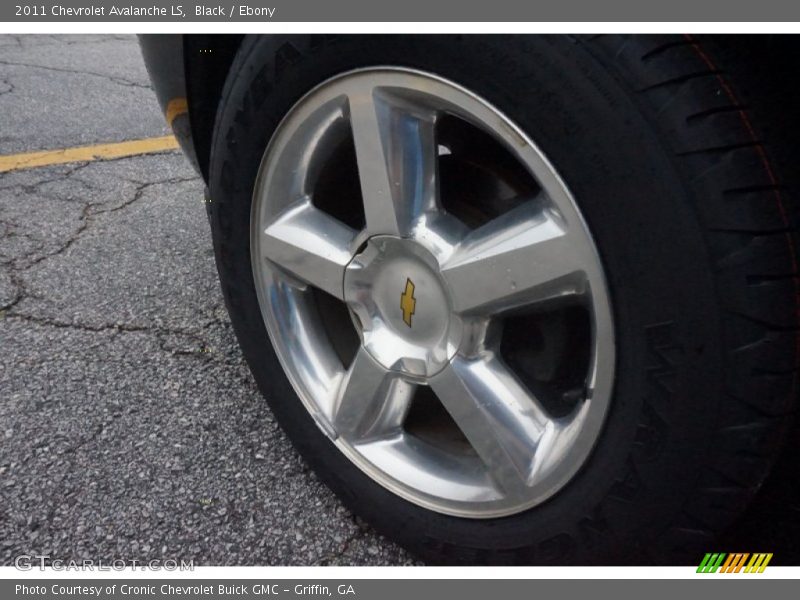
334,347,414,442
261,198,356,299
440,199,589,315
347,84,438,237
429,353,553,497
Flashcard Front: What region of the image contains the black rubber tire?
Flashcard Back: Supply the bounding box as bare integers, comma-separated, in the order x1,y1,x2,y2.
206,34,799,565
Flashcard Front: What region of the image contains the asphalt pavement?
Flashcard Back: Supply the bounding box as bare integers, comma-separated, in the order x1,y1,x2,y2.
0,34,416,566
0,34,797,567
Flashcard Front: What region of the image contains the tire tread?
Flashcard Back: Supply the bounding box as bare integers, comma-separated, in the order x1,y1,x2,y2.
583,33,798,560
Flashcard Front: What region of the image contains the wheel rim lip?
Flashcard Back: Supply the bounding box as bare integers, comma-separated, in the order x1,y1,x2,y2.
250,66,616,518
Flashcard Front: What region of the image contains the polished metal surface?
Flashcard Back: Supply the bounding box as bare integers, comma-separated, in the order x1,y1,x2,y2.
344,236,462,378
251,68,615,518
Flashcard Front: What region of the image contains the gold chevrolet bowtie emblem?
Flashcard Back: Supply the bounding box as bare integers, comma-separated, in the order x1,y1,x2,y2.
400,278,416,327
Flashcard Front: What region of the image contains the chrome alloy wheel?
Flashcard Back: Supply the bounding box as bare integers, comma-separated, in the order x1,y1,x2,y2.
251,68,615,518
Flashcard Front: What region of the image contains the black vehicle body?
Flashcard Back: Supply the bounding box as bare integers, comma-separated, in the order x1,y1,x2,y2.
140,34,243,181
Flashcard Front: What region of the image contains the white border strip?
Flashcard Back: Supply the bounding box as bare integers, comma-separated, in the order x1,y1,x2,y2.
2,22,800,33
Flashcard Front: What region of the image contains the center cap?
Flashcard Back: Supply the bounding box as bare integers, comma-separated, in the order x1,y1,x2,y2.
343,236,462,378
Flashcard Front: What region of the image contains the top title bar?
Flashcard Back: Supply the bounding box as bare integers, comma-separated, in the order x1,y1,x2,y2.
4,0,800,22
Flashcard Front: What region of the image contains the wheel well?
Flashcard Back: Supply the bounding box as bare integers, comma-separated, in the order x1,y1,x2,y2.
184,34,244,182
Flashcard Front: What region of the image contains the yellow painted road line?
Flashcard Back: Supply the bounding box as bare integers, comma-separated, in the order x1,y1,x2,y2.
165,97,188,127
0,135,180,174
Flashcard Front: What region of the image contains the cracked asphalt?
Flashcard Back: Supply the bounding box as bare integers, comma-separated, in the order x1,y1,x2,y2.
0,34,797,568
0,34,416,566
